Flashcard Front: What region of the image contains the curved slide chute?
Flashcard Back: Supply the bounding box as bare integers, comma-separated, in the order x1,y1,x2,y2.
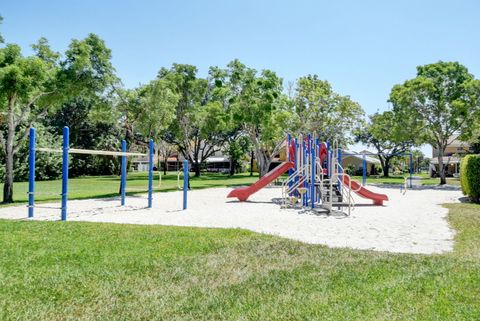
227,162,294,201
341,175,388,205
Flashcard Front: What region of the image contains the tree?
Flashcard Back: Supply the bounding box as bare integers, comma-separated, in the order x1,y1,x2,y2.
355,110,423,177
293,75,364,145
0,34,116,203
157,139,176,175
159,64,229,177
390,61,480,184
46,96,122,177
224,135,251,175
210,60,295,177
115,78,178,170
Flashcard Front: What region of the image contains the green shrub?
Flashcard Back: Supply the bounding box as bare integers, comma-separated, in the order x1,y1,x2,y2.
460,155,480,203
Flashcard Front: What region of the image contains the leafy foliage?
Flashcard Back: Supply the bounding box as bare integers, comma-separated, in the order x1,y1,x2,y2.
355,109,423,176
0,34,117,202
460,155,480,203
159,64,229,176
294,75,364,145
211,59,294,176
390,61,480,184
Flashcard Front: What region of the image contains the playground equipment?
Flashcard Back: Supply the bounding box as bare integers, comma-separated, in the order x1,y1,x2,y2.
28,126,155,221
227,134,388,216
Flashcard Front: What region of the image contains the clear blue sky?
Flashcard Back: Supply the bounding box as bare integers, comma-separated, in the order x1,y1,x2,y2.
2,0,479,153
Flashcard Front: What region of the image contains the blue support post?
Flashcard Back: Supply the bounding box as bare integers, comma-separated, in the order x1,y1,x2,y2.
302,140,307,206
409,153,413,188
287,134,293,190
121,140,127,206
148,139,154,208
311,138,315,209
337,148,342,190
28,127,36,218
362,154,367,186
61,126,69,221
294,138,298,193
326,141,331,178
183,160,188,210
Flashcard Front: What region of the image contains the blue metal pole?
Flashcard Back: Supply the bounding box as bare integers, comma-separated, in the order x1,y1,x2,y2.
311,138,315,209
294,138,298,193
338,148,342,190
287,134,293,190
362,154,367,186
326,141,331,178
303,140,307,206
409,153,413,188
183,159,188,210
148,139,154,208
61,126,69,221
121,140,127,206
28,127,36,218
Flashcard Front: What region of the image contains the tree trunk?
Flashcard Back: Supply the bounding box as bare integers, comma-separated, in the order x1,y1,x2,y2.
3,151,14,203
250,151,254,177
437,147,447,185
192,162,201,177
3,96,17,203
383,162,390,178
379,156,390,178
163,160,167,176
255,150,271,177
229,159,235,176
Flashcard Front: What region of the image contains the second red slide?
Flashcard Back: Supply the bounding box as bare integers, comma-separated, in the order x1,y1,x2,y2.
341,175,389,205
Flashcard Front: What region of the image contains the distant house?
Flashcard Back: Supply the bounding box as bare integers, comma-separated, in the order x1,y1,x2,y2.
341,151,380,176
134,150,230,173
430,134,473,177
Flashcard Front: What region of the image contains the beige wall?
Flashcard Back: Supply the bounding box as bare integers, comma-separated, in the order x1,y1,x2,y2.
341,157,376,174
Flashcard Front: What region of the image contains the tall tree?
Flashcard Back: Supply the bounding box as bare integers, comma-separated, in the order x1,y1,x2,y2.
116,79,178,152
159,64,228,177
293,75,364,145
390,61,480,184
355,109,423,177
211,60,295,177
0,34,116,202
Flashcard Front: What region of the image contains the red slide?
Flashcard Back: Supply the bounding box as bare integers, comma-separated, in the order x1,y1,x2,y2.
227,162,294,201
341,175,388,205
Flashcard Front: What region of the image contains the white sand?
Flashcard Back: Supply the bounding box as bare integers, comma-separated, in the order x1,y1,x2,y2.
0,185,462,254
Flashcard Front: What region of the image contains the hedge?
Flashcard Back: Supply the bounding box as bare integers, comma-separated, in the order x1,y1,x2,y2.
460,154,480,203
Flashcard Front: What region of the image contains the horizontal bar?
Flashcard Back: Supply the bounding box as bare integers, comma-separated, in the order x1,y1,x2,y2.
26,205,62,209
36,147,147,157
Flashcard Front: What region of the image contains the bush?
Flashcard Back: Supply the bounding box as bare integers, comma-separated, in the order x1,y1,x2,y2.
460,155,480,203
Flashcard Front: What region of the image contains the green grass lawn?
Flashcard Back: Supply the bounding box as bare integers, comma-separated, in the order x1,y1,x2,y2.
352,174,461,186
0,172,259,206
0,202,479,320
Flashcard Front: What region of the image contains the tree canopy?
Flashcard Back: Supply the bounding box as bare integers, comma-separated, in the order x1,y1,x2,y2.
390,61,480,184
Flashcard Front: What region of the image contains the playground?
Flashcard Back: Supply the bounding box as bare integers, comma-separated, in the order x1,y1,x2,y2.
1,3,480,318
0,132,464,254
0,184,461,254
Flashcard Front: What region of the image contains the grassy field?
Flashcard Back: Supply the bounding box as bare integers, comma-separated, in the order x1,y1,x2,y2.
0,202,479,320
352,173,461,186
0,172,259,206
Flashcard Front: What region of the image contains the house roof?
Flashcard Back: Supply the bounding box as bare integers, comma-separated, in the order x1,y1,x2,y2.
342,150,381,164
205,156,230,163
430,156,462,164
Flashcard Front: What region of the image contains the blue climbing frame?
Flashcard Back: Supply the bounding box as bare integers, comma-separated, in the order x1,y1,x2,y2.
28,126,155,221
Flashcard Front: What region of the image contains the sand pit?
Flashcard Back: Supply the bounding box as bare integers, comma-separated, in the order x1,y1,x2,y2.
0,185,462,254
